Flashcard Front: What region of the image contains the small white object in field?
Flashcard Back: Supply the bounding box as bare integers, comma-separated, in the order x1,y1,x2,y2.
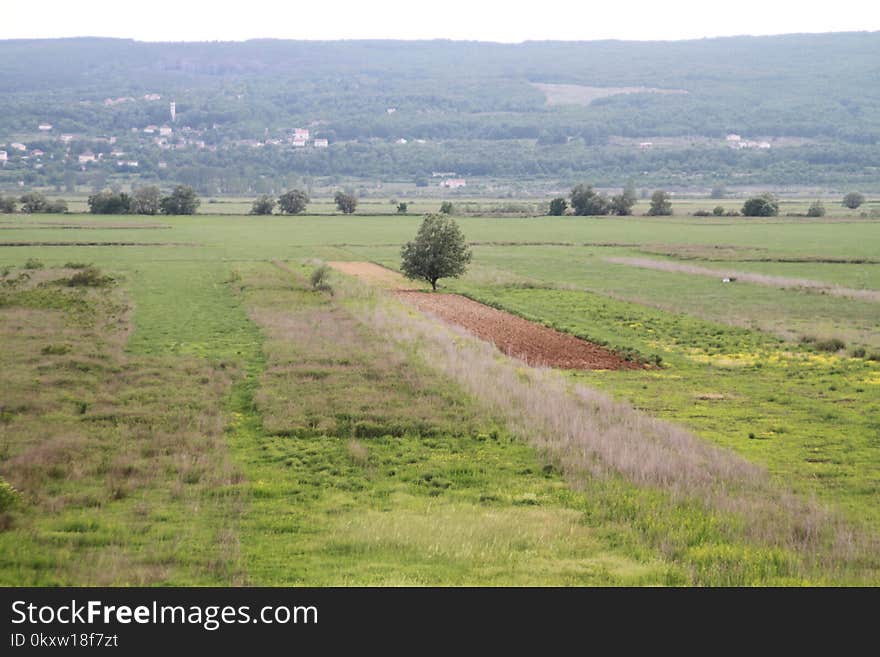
722,277,731,283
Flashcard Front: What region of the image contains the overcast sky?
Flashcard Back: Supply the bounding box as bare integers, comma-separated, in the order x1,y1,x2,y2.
3,0,879,42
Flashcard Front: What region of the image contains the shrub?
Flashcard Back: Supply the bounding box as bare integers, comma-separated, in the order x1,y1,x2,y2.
41,344,71,355
250,194,276,215
65,266,113,287
712,206,725,216
0,478,19,513
310,264,332,293
396,202,408,214
806,200,826,217
23,258,44,269
814,338,845,352
439,200,455,215
64,262,90,269
45,199,68,214
547,197,567,216
693,209,711,217
850,347,866,358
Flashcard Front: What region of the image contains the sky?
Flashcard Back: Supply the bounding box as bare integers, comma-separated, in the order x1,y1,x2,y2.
3,0,879,42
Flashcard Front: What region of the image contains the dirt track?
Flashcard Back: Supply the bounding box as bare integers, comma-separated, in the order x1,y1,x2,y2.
327,261,415,287
395,291,640,370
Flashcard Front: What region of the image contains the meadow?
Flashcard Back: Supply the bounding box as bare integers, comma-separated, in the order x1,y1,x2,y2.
1,207,878,585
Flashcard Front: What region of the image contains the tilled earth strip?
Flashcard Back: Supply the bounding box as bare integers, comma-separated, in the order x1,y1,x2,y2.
395,290,642,370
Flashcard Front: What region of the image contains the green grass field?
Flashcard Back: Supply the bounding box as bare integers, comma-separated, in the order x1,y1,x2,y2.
1,208,878,585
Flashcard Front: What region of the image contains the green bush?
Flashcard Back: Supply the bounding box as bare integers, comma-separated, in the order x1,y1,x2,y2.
814,338,845,352
65,266,113,287
23,258,44,269
0,478,19,513
310,264,332,293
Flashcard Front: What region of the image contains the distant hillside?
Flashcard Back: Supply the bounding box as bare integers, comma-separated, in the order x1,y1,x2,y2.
1,34,878,193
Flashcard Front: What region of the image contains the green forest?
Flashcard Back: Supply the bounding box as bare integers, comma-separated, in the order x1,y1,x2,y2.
1,34,879,192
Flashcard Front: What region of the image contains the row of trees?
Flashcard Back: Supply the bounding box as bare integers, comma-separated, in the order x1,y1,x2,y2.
249,190,359,215
551,187,870,218
549,184,672,216
0,192,67,214
88,185,200,215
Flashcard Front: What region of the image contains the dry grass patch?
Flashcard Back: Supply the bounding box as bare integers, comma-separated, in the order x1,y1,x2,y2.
0,269,245,585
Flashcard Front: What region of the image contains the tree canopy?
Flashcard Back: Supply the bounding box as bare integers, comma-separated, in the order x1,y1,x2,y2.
400,214,472,291
334,191,357,214
278,189,309,214
742,193,780,217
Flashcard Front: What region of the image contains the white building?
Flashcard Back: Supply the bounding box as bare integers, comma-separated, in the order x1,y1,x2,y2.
313,138,329,148
38,123,53,131
10,143,26,151
78,151,97,164
159,125,173,137
0,151,7,163
293,128,310,140
60,134,74,143
441,178,466,189
291,138,307,147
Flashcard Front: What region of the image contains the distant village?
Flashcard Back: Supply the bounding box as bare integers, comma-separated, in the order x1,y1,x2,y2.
1,92,777,192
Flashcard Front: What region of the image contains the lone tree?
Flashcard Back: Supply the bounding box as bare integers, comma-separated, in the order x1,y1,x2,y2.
548,197,567,216
610,184,638,216
742,193,779,217
439,200,454,214
570,184,609,216
334,190,357,214
842,191,865,209
278,189,309,214
130,185,161,215
19,192,48,214
647,190,673,216
400,214,472,291
250,194,276,215
160,185,200,215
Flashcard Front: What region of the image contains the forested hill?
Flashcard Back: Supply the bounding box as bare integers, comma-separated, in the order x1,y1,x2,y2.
2,34,879,192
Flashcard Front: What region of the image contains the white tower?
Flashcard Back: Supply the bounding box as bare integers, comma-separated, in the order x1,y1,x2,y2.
170,101,176,122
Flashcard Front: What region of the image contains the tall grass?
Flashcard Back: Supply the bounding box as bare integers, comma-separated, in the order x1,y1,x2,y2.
338,277,879,579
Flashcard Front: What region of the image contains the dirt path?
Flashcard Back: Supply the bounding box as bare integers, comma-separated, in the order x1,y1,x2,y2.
395,291,640,370
606,256,880,303
327,261,416,288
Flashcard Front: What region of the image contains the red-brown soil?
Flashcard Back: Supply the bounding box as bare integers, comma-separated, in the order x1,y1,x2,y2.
395,291,642,371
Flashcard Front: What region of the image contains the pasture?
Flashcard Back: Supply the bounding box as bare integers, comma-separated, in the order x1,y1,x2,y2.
1,209,878,585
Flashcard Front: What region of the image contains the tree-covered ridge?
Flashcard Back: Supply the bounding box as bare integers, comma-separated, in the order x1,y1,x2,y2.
1,34,878,191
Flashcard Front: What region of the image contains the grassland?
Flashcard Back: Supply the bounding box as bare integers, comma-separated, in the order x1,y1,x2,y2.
0,207,878,585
